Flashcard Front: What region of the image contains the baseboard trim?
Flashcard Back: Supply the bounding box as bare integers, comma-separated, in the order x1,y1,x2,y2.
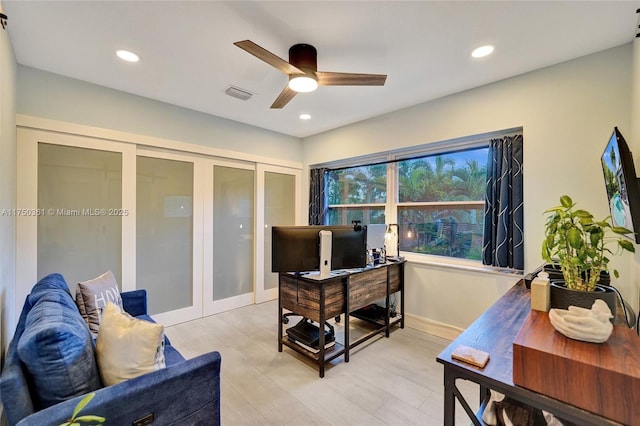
405,313,464,341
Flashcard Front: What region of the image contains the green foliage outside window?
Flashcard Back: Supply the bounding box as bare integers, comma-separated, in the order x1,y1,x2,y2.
325,147,488,261
398,154,487,202
398,149,488,260
326,164,387,205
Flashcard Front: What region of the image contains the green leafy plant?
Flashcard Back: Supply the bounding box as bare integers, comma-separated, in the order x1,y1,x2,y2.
542,194,635,291
59,392,105,426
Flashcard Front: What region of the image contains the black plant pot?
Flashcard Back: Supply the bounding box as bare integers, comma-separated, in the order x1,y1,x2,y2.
549,281,617,321
543,263,611,287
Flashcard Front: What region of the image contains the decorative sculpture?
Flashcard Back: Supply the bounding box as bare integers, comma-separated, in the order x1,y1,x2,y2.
548,299,613,343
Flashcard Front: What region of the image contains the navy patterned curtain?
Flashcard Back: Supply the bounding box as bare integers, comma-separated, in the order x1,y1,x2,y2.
308,168,327,225
482,135,524,270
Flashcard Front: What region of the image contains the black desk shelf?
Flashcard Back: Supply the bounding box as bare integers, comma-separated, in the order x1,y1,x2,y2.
281,338,346,363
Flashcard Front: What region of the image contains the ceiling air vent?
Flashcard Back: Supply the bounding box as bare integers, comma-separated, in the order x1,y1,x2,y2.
224,86,254,101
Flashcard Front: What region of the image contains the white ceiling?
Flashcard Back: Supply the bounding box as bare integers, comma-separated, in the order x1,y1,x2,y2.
4,1,640,138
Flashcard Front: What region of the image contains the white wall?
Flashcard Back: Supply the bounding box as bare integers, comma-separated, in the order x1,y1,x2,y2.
17,65,302,163
0,9,17,361
11,43,638,335
303,44,635,332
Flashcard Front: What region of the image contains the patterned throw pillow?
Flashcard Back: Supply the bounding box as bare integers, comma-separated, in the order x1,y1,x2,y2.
75,270,124,337
96,302,166,386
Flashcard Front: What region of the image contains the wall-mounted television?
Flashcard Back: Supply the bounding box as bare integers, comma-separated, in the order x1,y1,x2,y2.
601,127,640,243
271,225,367,274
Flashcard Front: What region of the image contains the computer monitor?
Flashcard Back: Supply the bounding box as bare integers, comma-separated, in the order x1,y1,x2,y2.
366,224,387,251
271,226,320,273
271,225,368,273
329,226,368,270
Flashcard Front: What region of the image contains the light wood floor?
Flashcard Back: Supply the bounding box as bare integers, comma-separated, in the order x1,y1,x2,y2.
166,301,479,425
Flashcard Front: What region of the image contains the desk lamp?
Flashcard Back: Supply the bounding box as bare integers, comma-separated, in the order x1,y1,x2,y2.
385,224,403,261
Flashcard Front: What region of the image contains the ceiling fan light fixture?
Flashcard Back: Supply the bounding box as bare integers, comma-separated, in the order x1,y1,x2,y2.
288,75,318,93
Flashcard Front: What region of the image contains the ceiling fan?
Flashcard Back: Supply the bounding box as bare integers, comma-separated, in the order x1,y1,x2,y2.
234,40,387,109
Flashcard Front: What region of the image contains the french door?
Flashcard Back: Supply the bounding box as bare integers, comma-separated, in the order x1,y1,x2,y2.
203,160,255,315
135,149,203,325
17,129,136,315
17,128,301,325
256,165,301,303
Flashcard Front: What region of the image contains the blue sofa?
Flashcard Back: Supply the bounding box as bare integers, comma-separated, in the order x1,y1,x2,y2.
0,274,221,426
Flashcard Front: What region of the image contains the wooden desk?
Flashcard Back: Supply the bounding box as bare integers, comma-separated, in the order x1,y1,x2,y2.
436,280,623,426
278,261,405,377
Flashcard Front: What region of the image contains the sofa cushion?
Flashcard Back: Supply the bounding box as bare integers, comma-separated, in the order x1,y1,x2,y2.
96,303,166,386
134,313,184,365
76,270,124,337
17,287,101,410
28,273,72,303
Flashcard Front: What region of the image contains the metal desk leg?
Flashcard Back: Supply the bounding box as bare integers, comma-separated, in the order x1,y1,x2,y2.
278,274,283,352
400,263,405,329
319,284,326,378
385,268,391,337
443,366,456,426
344,277,350,363
480,385,489,408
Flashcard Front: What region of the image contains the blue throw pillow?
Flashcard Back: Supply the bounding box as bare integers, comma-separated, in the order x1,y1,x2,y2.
20,273,71,314
28,273,72,299
17,289,102,409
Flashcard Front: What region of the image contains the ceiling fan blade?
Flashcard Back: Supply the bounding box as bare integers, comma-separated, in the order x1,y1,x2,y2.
234,40,303,75
316,71,387,86
271,85,298,109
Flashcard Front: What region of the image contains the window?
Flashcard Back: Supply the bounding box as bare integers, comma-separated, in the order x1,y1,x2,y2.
397,148,488,260
326,146,489,261
326,164,387,225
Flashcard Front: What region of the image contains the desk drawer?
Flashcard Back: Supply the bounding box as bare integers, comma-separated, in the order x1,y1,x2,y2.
280,275,345,322
349,268,387,312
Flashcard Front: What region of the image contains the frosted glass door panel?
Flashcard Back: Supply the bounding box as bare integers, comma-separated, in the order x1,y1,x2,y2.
213,166,254,301
38,143,122,290
264,172,295,290
137,157,193,315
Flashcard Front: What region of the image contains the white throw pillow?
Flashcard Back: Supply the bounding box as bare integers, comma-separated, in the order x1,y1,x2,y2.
96,302,166,386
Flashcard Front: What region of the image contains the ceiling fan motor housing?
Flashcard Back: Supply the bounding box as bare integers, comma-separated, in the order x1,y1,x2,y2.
289,44,317,73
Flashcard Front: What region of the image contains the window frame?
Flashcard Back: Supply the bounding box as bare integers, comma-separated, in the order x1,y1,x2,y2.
318,128,523,274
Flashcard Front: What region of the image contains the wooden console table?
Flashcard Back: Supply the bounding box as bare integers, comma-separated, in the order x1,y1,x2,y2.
436,280,625,425
278,261,405,377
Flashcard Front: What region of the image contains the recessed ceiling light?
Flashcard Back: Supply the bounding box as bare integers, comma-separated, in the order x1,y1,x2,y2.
299,113,311,120
116,49,140,63
471,45,494,59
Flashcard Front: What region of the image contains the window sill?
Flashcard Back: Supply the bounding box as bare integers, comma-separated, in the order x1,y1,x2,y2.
401,252,524,278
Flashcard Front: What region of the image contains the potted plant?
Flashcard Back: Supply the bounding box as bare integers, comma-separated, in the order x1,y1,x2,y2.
541,195,635,314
